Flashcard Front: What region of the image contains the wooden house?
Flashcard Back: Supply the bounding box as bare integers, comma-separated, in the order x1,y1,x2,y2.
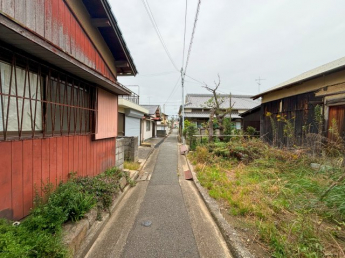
253,57,345,146
141,105,161,140
0,0,137,220
179,94,261,129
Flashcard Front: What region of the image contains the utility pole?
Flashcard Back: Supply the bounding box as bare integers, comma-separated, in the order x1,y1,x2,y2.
255,77,265,93
181,67,185,143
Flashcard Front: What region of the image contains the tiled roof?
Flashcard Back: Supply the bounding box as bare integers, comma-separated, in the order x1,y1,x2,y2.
141,105,160,115
184,94,261,109
252,56,345,99
184,111,241,119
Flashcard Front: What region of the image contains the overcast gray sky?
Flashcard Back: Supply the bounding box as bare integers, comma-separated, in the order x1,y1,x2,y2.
109,0,345,116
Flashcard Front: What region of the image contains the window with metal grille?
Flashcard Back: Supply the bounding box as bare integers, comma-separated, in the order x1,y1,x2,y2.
0,46,96,141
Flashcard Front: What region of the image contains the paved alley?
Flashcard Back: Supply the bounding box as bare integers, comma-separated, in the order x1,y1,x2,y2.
85,130,231,258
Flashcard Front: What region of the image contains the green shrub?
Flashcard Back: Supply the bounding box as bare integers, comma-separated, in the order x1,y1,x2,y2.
0,166,126,257
0,219,67,258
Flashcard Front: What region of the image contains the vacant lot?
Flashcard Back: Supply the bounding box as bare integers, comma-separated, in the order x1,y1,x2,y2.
188,138,345,257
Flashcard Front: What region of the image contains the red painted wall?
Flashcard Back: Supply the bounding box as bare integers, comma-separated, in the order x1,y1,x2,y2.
0,135,116,220
0,0,115,82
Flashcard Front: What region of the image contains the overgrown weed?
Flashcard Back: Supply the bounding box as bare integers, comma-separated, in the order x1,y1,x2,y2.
189,138,345,257
124,161,140,170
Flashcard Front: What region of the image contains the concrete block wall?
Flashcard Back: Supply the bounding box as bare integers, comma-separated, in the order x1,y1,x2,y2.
115,138,124,169
122,137,138,162
116,137,138,166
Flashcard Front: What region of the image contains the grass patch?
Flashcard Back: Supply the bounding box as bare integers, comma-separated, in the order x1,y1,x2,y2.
189,139,345,257
0,167,128,257
124,161,140,170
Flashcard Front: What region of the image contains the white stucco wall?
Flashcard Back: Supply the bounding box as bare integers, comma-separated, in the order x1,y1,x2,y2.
142,120,153,141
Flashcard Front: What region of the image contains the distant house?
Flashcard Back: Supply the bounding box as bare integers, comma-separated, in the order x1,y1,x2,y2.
157,113,169,137
0,0,137,220
118,93,148,145
179,94,261,129
253,56,345,145
141,105,161,140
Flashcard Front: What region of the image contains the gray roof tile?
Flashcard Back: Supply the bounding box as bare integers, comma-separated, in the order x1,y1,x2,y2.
141,105,160,115
184,94,261,110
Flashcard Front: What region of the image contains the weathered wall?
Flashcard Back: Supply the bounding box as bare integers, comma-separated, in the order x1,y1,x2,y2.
0,135,116,220
115,138,124,169
261,92,323,146
0,0,116,82
262,69,345,103
122,137,138,162
242,109,261,132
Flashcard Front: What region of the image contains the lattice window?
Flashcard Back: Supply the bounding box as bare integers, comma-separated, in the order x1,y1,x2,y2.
0,45,96,141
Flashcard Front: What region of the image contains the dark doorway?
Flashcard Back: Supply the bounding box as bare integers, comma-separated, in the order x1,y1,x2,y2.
118,113,125,136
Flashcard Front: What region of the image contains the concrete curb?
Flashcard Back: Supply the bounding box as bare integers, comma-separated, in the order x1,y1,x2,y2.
138,137,166,174
185,156,255,258
64,171,139,258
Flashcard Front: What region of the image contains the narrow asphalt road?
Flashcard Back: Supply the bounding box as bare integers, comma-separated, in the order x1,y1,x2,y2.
85,130,231,258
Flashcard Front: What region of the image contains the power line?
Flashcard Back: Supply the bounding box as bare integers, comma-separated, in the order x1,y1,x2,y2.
184,0,201,75
182,0,188,68
164,76,181,105
141,0,179,71
180,0,202,137
139,71,178,77
185,74,204,84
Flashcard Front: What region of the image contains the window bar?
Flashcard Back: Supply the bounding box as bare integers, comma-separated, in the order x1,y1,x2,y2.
33,66,41,138
60,75,67,136
89,86,95,134
5,56,14,141
77,81,82,134
48,70,54,136
0,69,5,140
13,56,21,139
51,73,59,136
54,74,61,136
81,85,85,134
85,86,89,134
19,64,29,139
67,78,72,135
85,87,88,134
43,73,49,138
72,79,77,135
81,84,86,134
27,63,34,136
88,86,93,135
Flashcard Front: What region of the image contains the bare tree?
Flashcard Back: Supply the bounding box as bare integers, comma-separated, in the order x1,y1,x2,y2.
203,75,234,141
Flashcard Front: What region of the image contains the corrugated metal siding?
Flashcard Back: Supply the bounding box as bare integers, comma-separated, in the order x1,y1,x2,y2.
0,135,115,220
125,116,141,145
0,0,115,82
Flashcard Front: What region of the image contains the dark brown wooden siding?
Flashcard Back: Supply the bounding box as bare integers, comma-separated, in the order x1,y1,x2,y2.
0,135,115,220
242,108,261,132
328,105,345,139
261,92,323,146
